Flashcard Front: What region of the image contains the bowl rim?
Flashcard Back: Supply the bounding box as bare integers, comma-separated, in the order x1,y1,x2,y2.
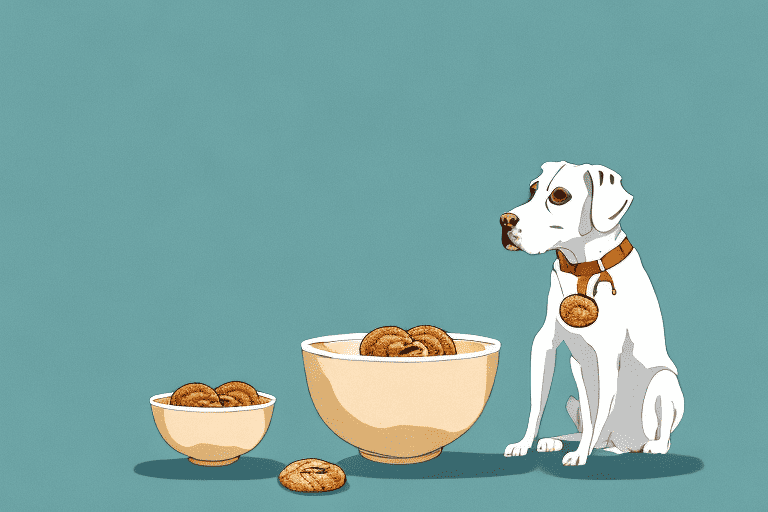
301,332,500,362
150,391,276,412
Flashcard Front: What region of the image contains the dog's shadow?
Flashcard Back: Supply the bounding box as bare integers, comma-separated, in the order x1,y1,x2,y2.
337,451,537,479
133,456,284,480
536,441,704,480
338,446,702,481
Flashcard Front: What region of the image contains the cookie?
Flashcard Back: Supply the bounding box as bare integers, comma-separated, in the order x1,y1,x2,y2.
559,294,599,328
215,381,268,407
407,325,457,356
169,383,222,408
279,459,346,493
359,326,415,357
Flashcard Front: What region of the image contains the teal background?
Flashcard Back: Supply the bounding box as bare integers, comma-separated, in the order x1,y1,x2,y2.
1,1,764,510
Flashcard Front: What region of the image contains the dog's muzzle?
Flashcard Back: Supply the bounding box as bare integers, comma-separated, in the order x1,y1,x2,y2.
500,213,520,251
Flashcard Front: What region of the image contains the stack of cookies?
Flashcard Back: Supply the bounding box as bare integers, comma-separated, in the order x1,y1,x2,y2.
169,381,270,408
359,325,456,357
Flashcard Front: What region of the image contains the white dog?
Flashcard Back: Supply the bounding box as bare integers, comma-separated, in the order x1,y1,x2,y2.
500,161,684,466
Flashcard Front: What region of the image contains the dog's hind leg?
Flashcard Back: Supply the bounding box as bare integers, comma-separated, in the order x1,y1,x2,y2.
538,397,584,451
566,395,582,432
538,433,581,451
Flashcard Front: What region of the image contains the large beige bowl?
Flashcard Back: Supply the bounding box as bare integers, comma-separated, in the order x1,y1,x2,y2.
302,333,500,464
149,392,275,466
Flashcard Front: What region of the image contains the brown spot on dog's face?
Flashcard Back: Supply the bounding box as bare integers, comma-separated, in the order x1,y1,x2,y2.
529,181,538,201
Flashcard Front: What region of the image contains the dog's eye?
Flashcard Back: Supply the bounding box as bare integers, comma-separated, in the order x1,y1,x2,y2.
528,182,538,201
548,187,571,205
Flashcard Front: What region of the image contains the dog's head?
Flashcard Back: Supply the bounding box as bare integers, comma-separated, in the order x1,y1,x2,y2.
500,162,633,254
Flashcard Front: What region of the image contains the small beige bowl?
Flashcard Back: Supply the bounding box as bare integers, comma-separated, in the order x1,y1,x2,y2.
302,333,500,464
149,391,275,466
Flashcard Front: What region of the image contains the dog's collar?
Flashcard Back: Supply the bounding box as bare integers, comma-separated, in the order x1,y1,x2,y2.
556,238,633,277
555,238,633,327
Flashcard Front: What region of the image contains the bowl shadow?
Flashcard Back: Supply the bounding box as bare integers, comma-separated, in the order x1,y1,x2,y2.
337,450,537,479
133,456,284,480
536,441,704,480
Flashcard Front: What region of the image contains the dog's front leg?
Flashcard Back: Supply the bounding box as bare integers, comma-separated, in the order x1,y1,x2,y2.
504,332,558,456
562,351,618,466
504,271,563,457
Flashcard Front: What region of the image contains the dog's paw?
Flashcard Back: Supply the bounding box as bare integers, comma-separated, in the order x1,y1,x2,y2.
642,439,670,454
562,450,588,466
537,438,564,452
504,439,534,457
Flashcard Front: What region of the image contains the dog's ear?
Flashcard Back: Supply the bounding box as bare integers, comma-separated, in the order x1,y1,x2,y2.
583,165,633,232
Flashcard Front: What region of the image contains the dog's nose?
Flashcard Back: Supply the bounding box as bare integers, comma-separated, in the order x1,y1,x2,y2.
500,213,521,251
500,213,519,227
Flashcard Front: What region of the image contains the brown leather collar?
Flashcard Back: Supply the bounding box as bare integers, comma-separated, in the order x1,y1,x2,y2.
556,238,633,277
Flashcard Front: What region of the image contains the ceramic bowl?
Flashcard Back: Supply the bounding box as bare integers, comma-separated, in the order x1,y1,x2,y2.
149,391,275,466
302,333,500,464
